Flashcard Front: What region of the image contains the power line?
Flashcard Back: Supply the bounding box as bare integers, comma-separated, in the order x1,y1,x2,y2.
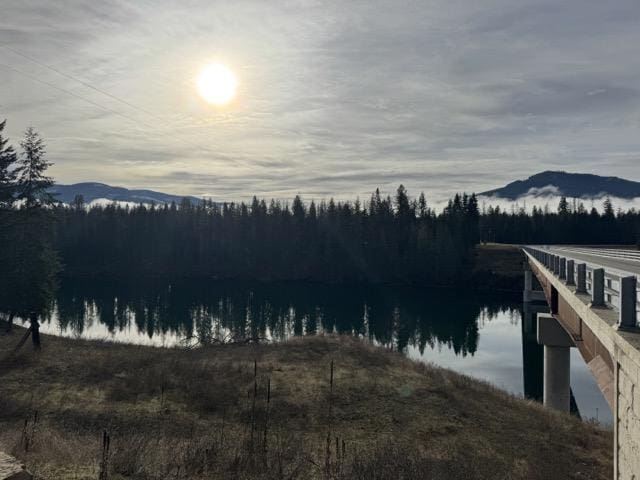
0,47,255,171
0,45,166,125
0,62,155,129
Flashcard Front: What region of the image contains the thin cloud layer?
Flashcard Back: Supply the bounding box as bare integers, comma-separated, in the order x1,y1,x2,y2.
1,0,639,201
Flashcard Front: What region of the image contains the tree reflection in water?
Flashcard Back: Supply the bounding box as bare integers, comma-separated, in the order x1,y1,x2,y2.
49,278,518,355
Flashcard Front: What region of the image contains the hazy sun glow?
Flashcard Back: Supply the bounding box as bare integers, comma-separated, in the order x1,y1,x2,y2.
197,63,237,105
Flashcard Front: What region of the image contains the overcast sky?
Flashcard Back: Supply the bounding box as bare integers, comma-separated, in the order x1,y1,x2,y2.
1,0,640,202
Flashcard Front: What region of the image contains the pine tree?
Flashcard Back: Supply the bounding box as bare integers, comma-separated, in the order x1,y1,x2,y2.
417,192,427,219
11,127,60,347
557,196,569,216
73,194,85,211
292,195,305,219
0,119,17,208
16,127,55,208
0,120,18,330
395,185,411,219
603,196,615,219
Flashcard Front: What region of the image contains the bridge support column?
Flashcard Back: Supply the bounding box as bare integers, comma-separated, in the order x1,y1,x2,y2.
537,313,575,412
544,346,570,412
522,303,548,402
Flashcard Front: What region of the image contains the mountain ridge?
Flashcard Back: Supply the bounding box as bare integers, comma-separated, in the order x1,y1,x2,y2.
51,171,640,206
49,182,204,205
479,171,640,200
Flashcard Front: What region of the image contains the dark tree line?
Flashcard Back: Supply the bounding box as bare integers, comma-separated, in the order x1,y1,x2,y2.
3,116,640,345
0,121,60,345
480,197,640,245
52,188,481,284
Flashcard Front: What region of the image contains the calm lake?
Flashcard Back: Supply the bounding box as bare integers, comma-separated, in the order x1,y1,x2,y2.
30,278,612,425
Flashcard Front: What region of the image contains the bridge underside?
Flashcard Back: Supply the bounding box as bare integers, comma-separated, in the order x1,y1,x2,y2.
525,246,640,479
528,258,615,407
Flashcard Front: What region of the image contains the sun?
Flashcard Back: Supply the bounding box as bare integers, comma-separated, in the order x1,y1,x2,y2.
197,63,237,106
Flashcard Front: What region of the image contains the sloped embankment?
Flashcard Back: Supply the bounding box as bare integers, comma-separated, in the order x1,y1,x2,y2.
0,328,611,479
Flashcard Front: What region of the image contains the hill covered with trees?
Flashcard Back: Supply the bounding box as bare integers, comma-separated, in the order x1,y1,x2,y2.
48,182,203,206
480,171,640,200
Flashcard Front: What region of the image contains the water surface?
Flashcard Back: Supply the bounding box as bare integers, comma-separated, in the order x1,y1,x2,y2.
30,278,612,425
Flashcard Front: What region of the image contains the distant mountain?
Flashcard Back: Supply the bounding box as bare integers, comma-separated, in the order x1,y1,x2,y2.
49,183,203,205
479,171,640,200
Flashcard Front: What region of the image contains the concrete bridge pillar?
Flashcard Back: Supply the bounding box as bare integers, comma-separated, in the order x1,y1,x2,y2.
522,303,548,402
537,313,575,412
524,267,532,291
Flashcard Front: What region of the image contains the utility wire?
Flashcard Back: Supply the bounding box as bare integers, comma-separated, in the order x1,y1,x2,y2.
0,45,166,124
0,46,255,170
0,62,155,129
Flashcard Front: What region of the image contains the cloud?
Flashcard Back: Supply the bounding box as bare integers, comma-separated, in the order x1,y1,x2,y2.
524,185,561,197
1,0,639,201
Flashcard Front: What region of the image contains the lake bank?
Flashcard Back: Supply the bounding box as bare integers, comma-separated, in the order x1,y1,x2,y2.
7,274,613,423
0,328,611,479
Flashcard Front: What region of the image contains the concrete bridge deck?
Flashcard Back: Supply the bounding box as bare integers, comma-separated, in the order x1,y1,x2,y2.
523,246,640,480
544,246,640,275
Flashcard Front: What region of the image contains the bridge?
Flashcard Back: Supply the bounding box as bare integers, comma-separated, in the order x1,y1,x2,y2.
522,246,640,480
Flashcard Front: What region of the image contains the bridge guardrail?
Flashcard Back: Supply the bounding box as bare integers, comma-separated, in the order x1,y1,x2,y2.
552,246,640,263
523,246,639,330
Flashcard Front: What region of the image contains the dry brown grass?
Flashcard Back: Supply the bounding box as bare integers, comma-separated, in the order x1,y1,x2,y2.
0,326,611,479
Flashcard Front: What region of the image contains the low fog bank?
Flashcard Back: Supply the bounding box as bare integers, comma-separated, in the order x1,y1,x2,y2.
474,194,640,214
84,192,640,216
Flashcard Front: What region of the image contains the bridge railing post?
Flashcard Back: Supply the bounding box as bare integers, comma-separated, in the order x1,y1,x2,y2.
576,263,587,293
554,255,560,275
591,268,605,307
559,257,566,280
618,276,638,330
566,260,575,286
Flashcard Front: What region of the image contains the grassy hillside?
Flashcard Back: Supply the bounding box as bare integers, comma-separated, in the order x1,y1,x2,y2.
0,328,611,479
